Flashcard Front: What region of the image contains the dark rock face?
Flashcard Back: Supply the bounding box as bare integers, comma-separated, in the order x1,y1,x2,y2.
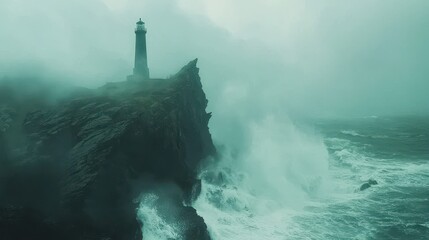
0,59,215,240
0,107,14,161
360,179,378,191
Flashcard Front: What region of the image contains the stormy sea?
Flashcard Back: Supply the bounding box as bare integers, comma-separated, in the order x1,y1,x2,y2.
139,116,429,240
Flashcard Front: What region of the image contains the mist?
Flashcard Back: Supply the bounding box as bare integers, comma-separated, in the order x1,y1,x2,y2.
1,0,428,119
1,0,428,174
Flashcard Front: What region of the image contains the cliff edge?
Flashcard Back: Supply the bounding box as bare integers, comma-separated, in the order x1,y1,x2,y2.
0,59,215,240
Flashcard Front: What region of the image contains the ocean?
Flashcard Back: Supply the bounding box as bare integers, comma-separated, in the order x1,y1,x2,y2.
141,116,429,240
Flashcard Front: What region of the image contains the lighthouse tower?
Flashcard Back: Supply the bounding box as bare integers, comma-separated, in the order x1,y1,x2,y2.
133,18,150,79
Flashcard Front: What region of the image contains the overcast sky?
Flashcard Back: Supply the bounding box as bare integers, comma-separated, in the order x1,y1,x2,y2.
1,0,428,124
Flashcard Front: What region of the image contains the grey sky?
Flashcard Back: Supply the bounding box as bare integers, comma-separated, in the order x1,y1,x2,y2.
1,0,428,125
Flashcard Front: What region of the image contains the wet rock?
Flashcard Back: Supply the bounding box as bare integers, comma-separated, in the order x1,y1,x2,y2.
368,179,378,185
0,59,215,240
0,107,14,133
360,179,378,191
0,106,15,162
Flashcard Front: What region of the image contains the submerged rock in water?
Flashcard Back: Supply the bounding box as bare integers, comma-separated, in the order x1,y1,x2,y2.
368,179,378,185
0,59,215,240
360,179,378,191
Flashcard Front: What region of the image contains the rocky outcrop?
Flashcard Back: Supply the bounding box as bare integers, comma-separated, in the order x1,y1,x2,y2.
0,59,215,239
360,179,378,191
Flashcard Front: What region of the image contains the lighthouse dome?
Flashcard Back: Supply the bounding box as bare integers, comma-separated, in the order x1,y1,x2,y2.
136,18,144,24
135,18,146,32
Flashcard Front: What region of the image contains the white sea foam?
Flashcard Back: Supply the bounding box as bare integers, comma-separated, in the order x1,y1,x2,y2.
138,117,428,239
341,130,364,137
194,117,429,239
194,116,331,239
137,193,182,240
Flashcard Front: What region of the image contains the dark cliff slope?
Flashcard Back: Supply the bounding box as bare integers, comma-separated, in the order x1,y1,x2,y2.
0,59,215,240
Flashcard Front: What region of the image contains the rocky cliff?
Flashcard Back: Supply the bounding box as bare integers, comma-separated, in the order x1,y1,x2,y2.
0,59,215,240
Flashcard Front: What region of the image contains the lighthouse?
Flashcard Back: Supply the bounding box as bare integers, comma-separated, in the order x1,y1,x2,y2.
133,18,150,79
